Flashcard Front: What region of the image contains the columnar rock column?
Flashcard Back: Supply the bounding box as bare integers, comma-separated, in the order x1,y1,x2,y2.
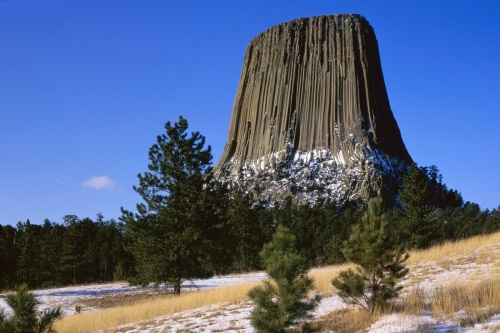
214,14,412,206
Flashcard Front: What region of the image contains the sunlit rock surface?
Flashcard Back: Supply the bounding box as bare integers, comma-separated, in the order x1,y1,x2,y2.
214,14,413,206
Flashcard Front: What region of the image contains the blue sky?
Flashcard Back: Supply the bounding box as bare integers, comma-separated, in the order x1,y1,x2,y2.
1,1,499,225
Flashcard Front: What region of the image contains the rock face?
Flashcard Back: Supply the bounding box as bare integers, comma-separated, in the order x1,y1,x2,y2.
214,14,413,206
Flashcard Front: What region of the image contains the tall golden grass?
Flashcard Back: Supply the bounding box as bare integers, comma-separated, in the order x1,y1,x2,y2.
55,266,347,333
319,276,500,331
55,264,352,333
55,281,260,333
402,277,500,326
317,308,380,333
309,263,352,294
407,231,500,266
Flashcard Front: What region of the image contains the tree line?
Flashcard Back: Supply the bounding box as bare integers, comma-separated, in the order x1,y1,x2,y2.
2,116,500,292
0,215,132,290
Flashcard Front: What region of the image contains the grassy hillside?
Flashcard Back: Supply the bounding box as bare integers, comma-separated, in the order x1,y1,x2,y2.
55,231,500,332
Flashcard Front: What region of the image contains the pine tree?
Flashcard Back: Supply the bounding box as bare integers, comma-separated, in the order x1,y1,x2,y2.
121,116,218,295
323,206,362,265
227,189,265,272
0,225,17,290
0,284,63,333
248,225,320,333
38,220,65,287
332,198,409,313
59,216,98,285
399,164,433,220
398,164,437,248
16,221,43,288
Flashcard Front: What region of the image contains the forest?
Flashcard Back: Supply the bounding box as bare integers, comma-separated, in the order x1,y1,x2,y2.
1,197,499,291
1,117,500,291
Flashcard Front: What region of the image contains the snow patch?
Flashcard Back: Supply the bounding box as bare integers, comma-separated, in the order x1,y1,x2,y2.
217,143,407,207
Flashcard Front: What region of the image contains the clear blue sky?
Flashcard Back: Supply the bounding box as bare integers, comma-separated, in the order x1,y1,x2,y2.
1,0,499,225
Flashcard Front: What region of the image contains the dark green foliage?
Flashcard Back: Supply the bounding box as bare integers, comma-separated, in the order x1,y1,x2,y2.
437,202,489,240
398,164,438,248
0,284,63,333
332,198,409,313
121,116,224,294
485,206,500,233
0,215,130,290
37,221,65,288
273,201,361,267
398,163,464,248
321,206,362,265
248,225,320,333
0,225,17,290
92,216,130,282
274,201,323,266
227,189,268,272
58,216,97,285
198,182,233,275
15,221,42,288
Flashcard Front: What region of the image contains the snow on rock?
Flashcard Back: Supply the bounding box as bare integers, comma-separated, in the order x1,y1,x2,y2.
216,145,407,208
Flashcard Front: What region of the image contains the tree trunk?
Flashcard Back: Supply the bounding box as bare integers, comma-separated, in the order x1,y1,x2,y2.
173,282,181,296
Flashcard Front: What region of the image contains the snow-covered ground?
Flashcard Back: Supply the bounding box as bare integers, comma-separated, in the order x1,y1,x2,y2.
0,273,267,316
2,244,500,332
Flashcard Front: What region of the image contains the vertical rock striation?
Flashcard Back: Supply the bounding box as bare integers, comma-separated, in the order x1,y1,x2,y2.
214,14,413,206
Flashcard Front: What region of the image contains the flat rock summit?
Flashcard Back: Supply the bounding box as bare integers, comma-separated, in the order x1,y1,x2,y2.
214,14,413,206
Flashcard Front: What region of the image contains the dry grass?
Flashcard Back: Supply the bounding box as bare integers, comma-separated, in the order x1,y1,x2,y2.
55,265,348,333
54,231,500,332
56,265,349,333
407,231,500,267
400,276,500,327
431,277,500,326
317,308,380,333
318,231,500,330
55,281,260,333
398,287,429,315
78,290,172,310
308,263,352,295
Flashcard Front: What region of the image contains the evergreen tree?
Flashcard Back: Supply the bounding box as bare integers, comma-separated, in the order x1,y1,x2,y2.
1,216,131,289
121,116,218,295
0,284,62,333
58,215,82,285
248,225,320,333
227,189,266,272
92,216,129,282
486,206,500,233
440,202,488,239
323,206,362,264
199,181,233,275
37,220,64,287
332,198,409,313
0,225,17,290
398,164,464,248
398,164,437,248
275,202,317,266
59,216,98,285
15,221,43,288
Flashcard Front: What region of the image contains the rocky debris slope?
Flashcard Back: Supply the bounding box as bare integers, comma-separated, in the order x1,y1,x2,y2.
214,14,413,206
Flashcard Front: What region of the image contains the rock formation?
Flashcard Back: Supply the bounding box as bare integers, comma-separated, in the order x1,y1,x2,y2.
214,14,413,206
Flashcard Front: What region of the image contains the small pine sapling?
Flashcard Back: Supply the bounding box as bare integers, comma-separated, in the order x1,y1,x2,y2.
249,225,320,333
0,284,63,333
332,198,409,313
